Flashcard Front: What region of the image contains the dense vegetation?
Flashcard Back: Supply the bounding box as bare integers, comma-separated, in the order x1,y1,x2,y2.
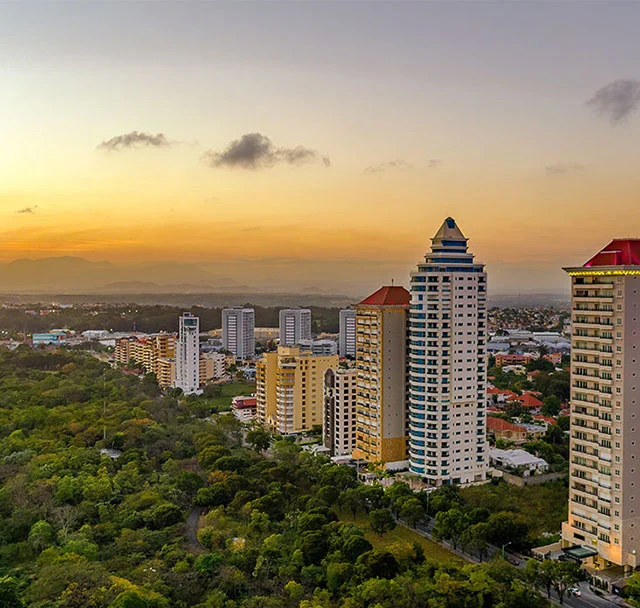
0,305,342,336
0,348,565,607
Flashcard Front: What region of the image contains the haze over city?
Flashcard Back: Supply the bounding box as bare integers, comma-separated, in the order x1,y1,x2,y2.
2,2,640,295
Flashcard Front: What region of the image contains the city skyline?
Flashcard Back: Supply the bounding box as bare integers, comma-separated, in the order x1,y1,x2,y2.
2,2,640,295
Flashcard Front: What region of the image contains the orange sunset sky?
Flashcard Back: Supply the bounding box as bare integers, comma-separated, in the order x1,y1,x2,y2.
1,2,639,295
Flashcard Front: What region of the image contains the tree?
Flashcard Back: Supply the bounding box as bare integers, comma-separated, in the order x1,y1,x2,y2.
28,520,56,552
399,497,425,528
246,427,271,453
549,560,582,605
433,508,470,550
541,395,561,417
369,509,396,536
486,511,529,550
0,576,24,608
461,522,489,561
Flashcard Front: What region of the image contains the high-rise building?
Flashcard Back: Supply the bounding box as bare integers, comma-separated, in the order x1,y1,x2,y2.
114,333,176,376
256,346,338,434
279,308,312,346
408,218,488,486
174,312,201,395
339,308,357,358
324,368,357,457
353,286,410,466
222,307,255,360
561,239,640,571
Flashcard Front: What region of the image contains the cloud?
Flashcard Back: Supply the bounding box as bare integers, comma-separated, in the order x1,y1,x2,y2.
364,160,414,174
428,159,442,168
97,131,172,151
545,163,584,176
587,79,640,125
202,133,330,169
17,205,37,214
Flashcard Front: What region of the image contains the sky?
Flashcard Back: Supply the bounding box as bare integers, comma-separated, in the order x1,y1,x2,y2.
1,1,640,295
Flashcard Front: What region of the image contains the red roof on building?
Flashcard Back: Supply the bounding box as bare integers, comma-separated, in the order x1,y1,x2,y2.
487,387,518,399
534,415,557,426
487,417,527,432
358,286,410,306
584,239,640,267
513,392,543,408
232,397,257,409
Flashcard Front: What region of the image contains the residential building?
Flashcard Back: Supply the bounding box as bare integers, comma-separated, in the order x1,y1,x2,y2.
222,307,255,360
408,217,488,485
157,358,175,389
174,313,201,395
323,368,357,457
353,286,410,466
202,352,226,379
298,339,338,356
339,308,357,358
487,417,528,444
114,333,176,376
279,308,312,346
256,346,338,434
231,396,258,422
489,448,549,476
561,239,640,571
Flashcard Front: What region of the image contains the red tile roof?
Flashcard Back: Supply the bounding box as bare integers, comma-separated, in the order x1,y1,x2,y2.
513,392,543,408
358,286,410,306
534,415,557,426
487,417,527,432
584,239,640,267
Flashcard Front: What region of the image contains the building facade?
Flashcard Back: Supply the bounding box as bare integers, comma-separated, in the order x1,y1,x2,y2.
298,339,338,356
323,368,357,457
222,307,255,360
279,308,312,346
339,308,357,358
256,346,338,435
353,286,410,466
408,217,488,486
561,239,640,571
174,312,201,395
114,333,176,376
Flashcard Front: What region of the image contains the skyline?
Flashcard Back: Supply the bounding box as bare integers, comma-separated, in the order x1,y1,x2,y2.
2,2,640,294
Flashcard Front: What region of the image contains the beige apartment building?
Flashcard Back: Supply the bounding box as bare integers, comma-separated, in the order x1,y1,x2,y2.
256,346,338,434
353,286,410,466
562,239,640,573
114,333,176,375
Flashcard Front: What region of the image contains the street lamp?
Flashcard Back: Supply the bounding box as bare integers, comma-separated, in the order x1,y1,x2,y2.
502,541,512,559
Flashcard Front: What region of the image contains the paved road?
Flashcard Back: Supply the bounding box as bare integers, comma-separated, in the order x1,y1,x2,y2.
405,519,625,607
185,506,204,552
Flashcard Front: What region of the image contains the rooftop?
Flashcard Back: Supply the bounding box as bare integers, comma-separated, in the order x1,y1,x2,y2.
583,239,640,267
487,417,527,432
358,285,410,306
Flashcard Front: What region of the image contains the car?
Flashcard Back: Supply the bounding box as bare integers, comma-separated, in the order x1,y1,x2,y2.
507,557,519,566
568,587,581,597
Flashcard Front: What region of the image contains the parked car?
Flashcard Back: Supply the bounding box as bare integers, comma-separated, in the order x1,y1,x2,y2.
568,587,581,597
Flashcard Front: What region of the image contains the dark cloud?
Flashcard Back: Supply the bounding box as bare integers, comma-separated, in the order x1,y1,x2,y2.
364,160,414,174
545,163,584,176
587,79,640,125
17,205,37,214
202,133,330,169
97,131,172,151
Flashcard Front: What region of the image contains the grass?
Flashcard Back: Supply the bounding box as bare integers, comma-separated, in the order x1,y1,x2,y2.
209,381,256,411
337,510,461,564
459,479,568,537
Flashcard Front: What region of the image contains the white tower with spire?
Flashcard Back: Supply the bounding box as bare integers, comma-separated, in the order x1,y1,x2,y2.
408,217,488,485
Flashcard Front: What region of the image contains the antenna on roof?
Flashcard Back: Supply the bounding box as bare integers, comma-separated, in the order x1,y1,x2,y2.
391,278,395,286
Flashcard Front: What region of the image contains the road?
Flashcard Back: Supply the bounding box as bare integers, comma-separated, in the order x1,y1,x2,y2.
406,520,626,608
185,506,204,552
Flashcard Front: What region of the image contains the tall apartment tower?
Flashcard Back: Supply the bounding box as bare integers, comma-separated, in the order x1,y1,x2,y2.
256,346,337,434
324,368,357,457
339,308,357,358
279,308,312,346
408,218,488,485
222,307,255,360
561,239,640,571
353,286,410,466
174,312,201,395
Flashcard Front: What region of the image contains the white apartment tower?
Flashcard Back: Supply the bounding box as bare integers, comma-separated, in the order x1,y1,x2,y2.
339,308,357,358
222,307,255,360
561,239,640,572
174,312,201,395
324,368,357,457
408,217,488,485
279,308,312,346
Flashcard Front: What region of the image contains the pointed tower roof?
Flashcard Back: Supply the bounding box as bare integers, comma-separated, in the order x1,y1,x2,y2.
583,239,640,267
358,286,410,306
432,217,467,243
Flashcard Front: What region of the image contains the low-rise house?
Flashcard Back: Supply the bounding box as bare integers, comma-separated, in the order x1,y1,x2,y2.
489,448,549,476
231,396,257,422
487,417,528,444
